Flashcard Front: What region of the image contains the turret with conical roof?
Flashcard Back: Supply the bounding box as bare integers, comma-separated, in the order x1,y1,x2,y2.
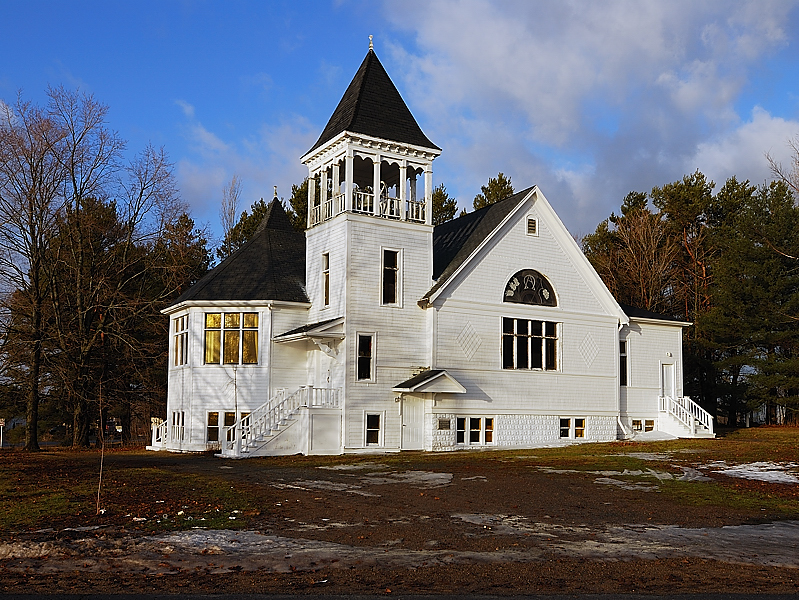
301,45,440,228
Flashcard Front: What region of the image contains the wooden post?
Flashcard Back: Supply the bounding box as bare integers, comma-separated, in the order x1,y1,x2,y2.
399,162,407,221
332,162,340,215
373,154,381,216
345,151,353,212
307,170,316,228
424,166,433,225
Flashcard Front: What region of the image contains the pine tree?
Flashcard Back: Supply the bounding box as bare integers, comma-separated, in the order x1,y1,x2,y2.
432,183,457,225
473,172,514,210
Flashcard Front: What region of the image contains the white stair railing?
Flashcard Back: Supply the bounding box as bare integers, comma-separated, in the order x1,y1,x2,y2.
220,386,341,456
151,419,168,448
659,395,713,435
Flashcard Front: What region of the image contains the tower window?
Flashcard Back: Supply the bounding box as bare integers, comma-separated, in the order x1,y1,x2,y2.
357,334,374,381
322,253,330,307
382,249,400,305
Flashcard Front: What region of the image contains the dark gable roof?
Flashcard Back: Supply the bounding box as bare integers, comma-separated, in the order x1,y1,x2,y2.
307,50,439,154
394,369,446,390
172,199,309,305
619,303,687,324
424,187,533,301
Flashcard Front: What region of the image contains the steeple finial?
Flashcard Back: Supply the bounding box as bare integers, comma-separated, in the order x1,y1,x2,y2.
273,185,278,199
369,35,373,51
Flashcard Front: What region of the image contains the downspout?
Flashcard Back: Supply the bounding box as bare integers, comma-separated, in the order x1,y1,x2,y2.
267,304,273,403
616,320,625,439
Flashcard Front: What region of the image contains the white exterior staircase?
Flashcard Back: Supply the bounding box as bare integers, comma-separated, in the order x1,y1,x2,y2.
219,386,341,458
659,395,715,438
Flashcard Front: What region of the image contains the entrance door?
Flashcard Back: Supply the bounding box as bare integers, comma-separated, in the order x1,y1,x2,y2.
401,397,424,450
661,364,675,398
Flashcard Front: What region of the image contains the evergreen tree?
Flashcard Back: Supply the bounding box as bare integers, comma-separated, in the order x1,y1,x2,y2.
473,172,514,210
432,183,457,225
216,198,270,261
285,179,309,232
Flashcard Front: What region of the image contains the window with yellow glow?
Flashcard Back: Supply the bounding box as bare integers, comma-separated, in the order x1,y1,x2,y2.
204,312,258,364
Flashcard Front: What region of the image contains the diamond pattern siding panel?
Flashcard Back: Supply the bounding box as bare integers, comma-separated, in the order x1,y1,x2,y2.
579,332,599,368
457,321,482,361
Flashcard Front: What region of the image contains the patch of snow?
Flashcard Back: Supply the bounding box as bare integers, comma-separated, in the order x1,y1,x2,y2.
631,431,678,441
360,471,453,489
593,477,659,492
677,467,712,482
318,462,388,471
622,452,674,461
705,461,799,484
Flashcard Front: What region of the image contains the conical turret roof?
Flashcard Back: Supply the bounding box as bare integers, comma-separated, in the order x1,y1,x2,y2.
171,198,308,305
307,49,439,154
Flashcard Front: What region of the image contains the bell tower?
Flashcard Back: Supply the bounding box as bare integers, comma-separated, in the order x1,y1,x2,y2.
300,43,440,450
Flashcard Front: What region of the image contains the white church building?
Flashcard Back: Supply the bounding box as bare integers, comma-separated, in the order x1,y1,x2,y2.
149,48,713,457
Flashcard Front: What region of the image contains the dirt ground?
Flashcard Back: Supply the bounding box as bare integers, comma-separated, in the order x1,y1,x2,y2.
1,434,799,595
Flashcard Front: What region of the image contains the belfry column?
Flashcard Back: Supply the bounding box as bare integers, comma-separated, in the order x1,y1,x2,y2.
307,170,316,228
424,165,433,225
320,168,328,214
399,161,407,221
332,162,340,213
372,154,381,216
344,150,354,212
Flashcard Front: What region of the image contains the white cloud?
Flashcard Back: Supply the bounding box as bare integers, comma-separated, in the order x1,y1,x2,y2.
175,99,195,119
690,107,799,187
380,0,798,233
174,110,317,239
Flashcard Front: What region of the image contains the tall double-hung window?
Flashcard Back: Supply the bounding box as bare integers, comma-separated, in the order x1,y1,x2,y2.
382,249,400,305
502,317,558,370
204,312,258,364
173,315,188,366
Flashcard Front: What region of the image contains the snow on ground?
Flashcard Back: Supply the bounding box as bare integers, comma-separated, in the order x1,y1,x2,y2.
703,461,799,484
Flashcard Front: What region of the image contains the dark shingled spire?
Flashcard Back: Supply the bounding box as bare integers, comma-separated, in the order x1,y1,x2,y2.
171,198,308,305
307,49,439,154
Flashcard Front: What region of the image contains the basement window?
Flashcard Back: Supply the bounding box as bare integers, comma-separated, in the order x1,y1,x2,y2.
455,417,494,445
560,418,586,439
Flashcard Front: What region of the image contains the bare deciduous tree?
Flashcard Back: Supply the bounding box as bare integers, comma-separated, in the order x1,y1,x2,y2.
219,175,241,259
0,95,65,451
767,136,799,199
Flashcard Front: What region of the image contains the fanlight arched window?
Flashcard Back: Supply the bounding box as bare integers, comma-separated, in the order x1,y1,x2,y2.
503,269,556,307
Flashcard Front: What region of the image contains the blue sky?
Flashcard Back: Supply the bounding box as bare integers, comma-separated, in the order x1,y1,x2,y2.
3,0,799,244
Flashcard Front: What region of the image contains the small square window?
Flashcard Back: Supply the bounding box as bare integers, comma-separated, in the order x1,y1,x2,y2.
644,419,654,432
560,418,571,438
574,418,585,438
632,419,642,432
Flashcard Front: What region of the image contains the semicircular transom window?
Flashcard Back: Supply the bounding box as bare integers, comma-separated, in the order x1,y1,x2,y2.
503,269,557,307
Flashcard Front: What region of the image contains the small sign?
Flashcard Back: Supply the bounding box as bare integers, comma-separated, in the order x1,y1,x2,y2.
0,419,5,427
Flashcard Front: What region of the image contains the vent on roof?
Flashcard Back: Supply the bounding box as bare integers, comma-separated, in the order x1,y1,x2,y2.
526,217,538,236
